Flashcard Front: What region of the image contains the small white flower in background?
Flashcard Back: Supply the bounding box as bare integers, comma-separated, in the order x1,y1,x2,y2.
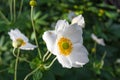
91,33,105,46
8,29,37,50
68,11,85,28
68,11,76,21
72,15,85,28
116,59,120,64
43,17,89,68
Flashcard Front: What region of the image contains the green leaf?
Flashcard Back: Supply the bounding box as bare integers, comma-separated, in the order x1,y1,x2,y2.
33,70,43,80
30,57,42,69
105,11,118,19
8,60,15,74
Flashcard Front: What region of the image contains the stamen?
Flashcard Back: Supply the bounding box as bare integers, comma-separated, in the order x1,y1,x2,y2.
57,37,73,56
12,38,26,48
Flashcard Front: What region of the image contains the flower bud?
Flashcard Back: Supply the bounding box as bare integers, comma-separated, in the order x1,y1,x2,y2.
29,0,37,7
98,9,105,16
91,48,96,53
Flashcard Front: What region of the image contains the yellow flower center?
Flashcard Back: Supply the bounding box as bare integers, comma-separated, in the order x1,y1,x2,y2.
57,37,73,56
12,38,26,48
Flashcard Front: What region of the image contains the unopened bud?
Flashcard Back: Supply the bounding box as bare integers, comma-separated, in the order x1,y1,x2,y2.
29,0,37,7
91,48,96,53
98,9,104,16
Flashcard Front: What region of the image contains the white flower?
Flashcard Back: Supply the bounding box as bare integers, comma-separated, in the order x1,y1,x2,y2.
8,29,37,50
91,33,105,46
43,19,89,68
72,15,85,28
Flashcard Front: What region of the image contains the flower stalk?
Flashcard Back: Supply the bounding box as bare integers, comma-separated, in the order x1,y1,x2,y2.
9,0,13,21
13,0,16,22
45,53,52,61
43,51,49,62
44,57,57,69
18,0,23,17
13,48,30,63
31,6,42,59
0,11,10,24
14,49,20,80
24,64,41,80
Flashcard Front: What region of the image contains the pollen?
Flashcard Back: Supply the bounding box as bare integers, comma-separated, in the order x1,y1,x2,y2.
16,38,26,46
57,37,73,56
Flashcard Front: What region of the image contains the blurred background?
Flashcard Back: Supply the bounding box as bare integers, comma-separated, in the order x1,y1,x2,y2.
0,0,120,80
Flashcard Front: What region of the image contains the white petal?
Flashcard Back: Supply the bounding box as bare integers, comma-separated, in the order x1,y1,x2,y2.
68,43,89,67
52,44,72,68
20,43,37,50
8,29,22,41
8,30,16,41
72,15,85,28
96,39,105,46
91,33,98,41
8,29,28,42
57,54,72,68
55,20,69,33
14,29,28,42
42,30,57,53
91,33,105,46
58,24,83,44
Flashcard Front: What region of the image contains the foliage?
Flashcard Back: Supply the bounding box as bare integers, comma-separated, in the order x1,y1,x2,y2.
0,0,120,80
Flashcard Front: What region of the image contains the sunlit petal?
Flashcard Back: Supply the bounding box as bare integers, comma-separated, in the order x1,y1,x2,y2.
55,20,69,33
68,43,89,67
42,30,57,53
57,54,72,68
58,24,83,44
8,29,28,42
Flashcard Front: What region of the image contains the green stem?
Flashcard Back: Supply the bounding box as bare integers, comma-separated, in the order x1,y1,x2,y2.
93,42,97,58
13,48,30,63
24,65,41,80
31,6,42,59
14,49,20,80
19,58,31,63
94,42,97,53
9,0,13,21
18,0,23,17
42,51,49,62
45,53,52,61
13,0,16,22
101,51,107,60
13,48,16,57
44,57,57,69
